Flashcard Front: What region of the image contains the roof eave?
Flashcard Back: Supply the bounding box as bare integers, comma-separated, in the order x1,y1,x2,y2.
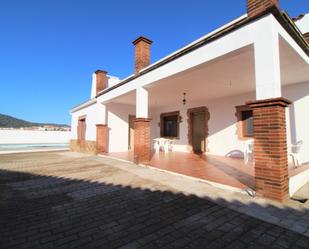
70,98,97,113
95,7,309,99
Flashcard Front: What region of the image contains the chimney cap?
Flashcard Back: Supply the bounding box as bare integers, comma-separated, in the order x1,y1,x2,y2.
95,69,108,74
132,36,153,45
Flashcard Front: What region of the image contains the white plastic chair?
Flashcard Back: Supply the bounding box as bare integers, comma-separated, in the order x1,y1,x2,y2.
163,139,174,153
167,139,174,152
289,140,303,167
153,138,167,153
163,139,169,153
153,139,160,153
153,138,164,153
244,140,254,164
153,138,174,153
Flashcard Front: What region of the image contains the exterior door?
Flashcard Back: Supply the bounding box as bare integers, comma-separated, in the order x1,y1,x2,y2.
192,111,206,153
128,115,135,150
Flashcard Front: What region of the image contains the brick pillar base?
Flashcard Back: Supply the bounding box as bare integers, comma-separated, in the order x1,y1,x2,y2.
96,124,108,154
134,118,151,164
247,98,291,202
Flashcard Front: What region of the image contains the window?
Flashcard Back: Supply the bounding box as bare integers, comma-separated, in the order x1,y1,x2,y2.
160,111,180,138
241,110,253,137
78,116,86,141
235,106,253,138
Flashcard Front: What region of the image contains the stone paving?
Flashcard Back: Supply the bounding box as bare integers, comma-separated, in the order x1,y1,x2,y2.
0,151,309,249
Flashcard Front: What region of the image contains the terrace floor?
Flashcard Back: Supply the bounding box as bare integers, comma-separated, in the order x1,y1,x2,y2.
108,151,309,192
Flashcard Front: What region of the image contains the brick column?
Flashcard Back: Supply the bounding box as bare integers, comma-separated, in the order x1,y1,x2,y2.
247,98,291,201
96,124,108,154
134,118,151,164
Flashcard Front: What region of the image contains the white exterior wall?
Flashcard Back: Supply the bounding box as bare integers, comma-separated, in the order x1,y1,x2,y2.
284,81,309,164
207,94,254,156
71,102,99,141
91,74,120,99
151,92,255,156
90,73,97,99
107,103,156,152
70,14,309,163
149,82,309,165
0,130,70,144
70,82,309,166
107,103,135,152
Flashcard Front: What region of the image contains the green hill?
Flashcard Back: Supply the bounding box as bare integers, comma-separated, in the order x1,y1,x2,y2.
0,113,70,128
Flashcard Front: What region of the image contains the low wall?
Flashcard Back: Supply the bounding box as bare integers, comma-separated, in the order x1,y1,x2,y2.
0,130,71,144
289,168,309,196
70,139,97,155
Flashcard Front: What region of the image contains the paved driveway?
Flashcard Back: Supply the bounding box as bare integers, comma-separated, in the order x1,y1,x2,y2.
0,151,308,249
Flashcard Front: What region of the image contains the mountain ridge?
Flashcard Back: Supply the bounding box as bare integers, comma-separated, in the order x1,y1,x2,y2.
0,113,70,128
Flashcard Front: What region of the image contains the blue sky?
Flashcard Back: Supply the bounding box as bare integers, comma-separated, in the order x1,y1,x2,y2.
0,0,308,125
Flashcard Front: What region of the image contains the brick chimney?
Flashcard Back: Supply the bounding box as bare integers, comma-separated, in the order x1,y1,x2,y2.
132,36,153,74
247,0,279,18
95,70,108,95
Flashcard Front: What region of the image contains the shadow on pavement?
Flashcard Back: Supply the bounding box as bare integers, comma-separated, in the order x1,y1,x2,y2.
0,167,309,249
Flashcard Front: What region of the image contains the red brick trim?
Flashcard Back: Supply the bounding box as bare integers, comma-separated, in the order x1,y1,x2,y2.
134,118,152,122
235,105,253,140
77,115,87,142
78,115,87,120
246,97,291,108
134,118,151,164
247,97,291,202
96,124,108,154
187,107,210,153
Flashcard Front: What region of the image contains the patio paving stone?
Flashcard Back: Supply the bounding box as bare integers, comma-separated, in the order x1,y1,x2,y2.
0,151,309,249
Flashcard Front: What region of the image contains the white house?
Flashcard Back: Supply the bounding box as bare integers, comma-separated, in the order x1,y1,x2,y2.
70,0,309,202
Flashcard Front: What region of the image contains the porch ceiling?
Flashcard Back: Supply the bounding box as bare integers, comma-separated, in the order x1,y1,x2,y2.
280,36,309,86
111,45,256,108
110,39,309,108
147,45,256,107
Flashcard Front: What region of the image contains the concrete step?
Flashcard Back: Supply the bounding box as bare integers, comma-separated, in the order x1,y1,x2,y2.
292,181,309,205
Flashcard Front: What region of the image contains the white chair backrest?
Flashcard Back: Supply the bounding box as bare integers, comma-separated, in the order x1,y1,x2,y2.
296,140,303,145
294,140,303,154
248,141,254,151
244,140,254,152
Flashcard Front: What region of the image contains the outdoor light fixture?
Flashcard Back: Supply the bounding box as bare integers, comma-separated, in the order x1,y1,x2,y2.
182,92,187,105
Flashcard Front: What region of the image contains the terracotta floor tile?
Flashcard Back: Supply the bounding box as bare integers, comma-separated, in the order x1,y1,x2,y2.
108,151,255,190
107,151,309,191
